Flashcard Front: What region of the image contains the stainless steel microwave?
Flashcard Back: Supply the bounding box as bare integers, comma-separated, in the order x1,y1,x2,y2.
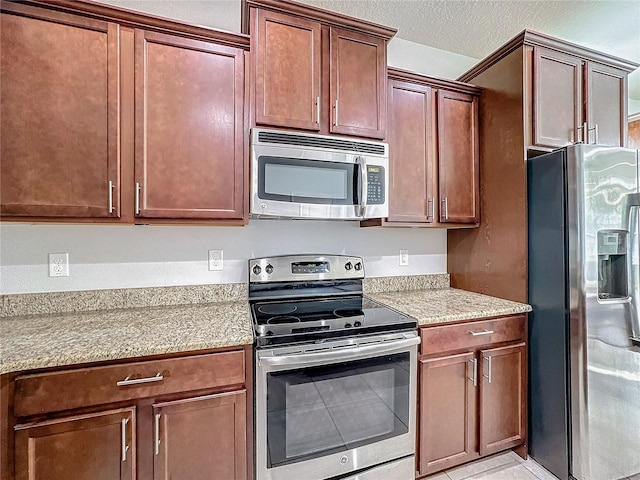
250,128,389,220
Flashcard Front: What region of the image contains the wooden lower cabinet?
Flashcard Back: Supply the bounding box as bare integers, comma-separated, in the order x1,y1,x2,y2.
417,316,527,478
15,408,136,480
153,391,246,480
6,348,250,480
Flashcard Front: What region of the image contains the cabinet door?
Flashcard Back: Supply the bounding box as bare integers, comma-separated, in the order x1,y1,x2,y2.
254,9,321,131
330,27,386,139
15,408,135,480
437,90,479,224
134,30,245,220
0,3,120,218
418,352,478,476
585,62,627,146
153,390,246,480
478,343,526,456
387,80,435,223
532,46,583,148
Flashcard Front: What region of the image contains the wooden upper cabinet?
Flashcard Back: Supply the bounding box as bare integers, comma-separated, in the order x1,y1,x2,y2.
254,9,321,131
153,391,246,480
134,30,245,220
330,27,386,139
585,62,627,146
0,3,120,218
478,342,526,457
14,408,135,480
437,90,479,224
532,46,583,148
386,80,434,224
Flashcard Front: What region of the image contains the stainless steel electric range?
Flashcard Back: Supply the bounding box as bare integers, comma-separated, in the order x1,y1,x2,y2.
249,254,419,480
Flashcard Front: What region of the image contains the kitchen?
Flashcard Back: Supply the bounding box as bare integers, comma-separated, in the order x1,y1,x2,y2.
1,1,640,480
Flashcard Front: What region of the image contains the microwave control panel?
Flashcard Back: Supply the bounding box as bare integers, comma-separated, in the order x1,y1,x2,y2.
367,165,385,205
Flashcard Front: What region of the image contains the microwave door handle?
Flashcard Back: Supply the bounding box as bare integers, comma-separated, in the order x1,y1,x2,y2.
357,156,367,218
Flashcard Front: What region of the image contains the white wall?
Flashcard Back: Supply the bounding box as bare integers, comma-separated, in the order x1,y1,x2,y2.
0,1,478,295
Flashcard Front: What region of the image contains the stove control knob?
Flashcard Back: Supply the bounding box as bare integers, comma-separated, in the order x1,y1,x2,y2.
344,323,352,328
354,321,362,327
265,264,274,274
252,265,262,275
345,262,353,271
354,262,362,271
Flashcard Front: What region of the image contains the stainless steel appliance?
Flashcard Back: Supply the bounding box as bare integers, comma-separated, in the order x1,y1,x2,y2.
528,144,640,480
249,254,418,480
250,129,389,220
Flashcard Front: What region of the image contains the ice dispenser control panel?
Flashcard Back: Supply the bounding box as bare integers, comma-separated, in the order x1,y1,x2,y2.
597,230,629,301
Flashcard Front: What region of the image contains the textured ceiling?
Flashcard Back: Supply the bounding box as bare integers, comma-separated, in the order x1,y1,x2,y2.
99,0,640,102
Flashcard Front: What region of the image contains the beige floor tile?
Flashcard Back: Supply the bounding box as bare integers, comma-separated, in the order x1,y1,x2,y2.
520,457,561,480
423,473,450,480
445,453,519,480
473,463,540,480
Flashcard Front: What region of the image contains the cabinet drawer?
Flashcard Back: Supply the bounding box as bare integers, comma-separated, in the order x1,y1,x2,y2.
14,350,245,418
420,315,525,356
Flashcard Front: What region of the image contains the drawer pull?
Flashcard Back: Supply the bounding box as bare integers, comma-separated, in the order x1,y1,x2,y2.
116,373,163,387
468,329,494,336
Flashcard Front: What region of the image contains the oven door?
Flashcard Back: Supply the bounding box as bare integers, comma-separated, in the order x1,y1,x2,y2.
255,332,419,480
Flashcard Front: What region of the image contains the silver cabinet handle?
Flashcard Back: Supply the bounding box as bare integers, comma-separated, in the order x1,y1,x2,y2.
483,355,492,384
469,357,478,387
441,197,449,221
316,96,320,124
108,181,115,213
154,413,161,455
428,198,434,220
582,122,589,144
135,182,141,215
116,372,163,387
334,100,339,127
576,126,582,143
121,418,130,462
588,124,599,144
469,329,494,336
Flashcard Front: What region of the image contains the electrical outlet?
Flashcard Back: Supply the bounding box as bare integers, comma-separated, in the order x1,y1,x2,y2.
208,250,223,271
399,249,409,266
49,253,69,277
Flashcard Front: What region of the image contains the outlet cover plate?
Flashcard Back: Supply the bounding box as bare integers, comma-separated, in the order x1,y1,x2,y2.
49,253,69,277
399,249,409,266
208,250,223,271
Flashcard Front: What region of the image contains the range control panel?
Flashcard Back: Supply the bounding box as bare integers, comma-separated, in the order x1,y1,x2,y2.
367,165,385,205
249,255,364,283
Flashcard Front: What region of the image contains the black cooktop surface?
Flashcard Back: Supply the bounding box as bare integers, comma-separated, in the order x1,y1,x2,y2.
251,295,416,347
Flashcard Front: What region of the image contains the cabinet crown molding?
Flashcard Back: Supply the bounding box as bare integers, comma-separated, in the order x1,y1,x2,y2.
1,0,250,49
242,0,397,39
458,28,639,83
388,67,481,96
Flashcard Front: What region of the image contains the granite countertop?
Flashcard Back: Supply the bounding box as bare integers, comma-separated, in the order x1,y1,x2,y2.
368,288,531,326
0,300,253,375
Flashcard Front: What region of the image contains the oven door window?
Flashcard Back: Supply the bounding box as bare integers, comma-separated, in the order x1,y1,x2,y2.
258,156,357,205
266,352,410,467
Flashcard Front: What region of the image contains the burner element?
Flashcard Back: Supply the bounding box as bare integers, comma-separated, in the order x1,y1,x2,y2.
258,304,298,315
334,309,364,318
267,316,301,325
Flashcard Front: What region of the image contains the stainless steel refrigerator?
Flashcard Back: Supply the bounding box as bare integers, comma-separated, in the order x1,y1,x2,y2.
528,144,640,480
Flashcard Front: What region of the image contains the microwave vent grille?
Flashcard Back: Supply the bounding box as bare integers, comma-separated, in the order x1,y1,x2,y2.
258,131,386,155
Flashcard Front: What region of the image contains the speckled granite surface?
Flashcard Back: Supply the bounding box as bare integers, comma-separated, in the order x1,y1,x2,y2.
364,273,450,294
368,288,531,326
0,301,253,375
0,283,247,317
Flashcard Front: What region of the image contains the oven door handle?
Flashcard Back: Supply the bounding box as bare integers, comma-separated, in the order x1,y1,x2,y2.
258,335,420,368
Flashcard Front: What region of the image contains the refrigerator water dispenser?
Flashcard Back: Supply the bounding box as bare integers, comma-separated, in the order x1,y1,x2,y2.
597,230,629,300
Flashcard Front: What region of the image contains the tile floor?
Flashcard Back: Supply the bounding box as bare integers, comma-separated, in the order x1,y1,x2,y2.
424,451,559,480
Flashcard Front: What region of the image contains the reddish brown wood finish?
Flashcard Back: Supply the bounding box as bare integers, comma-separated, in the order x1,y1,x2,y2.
386,80,435,224
479,343,527,456
0,3,120,218
330,27,386,139
629,118,640,148
420,315,526,356
437,90,479,224
14,351,245,417
418,352,478,476
134,29,245,219
153,390,246,480
532,46,583,148
254,9,321,131
447,48,528,303
14,407,135,480
585,62,627,146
